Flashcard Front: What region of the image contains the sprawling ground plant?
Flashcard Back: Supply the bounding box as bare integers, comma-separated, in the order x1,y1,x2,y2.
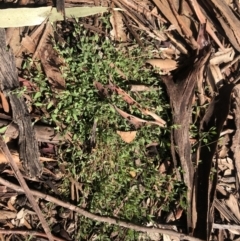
23,20,186,240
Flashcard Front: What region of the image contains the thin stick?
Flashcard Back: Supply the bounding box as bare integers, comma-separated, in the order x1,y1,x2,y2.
213,223,240,230
0,137,54,241
0,230,65,241
0,177,204,241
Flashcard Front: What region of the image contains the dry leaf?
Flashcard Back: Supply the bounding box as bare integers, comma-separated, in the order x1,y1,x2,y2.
117,130,137,143
210,48,235,65
39,23,65,88
7,197,17,212
225,194,240,221
108,82,166,126
218,157,234,170
94,81,109,97
110,11,127,42
146,59,177,72
0,210,17,220
0,92,9,113
208,64,223,86
163,234,171,241
228,229,240,235
142,109,166,126
22,219,32,229
129,171,137,178
0,150,20,164
159,160,171,174
130,85,151,92
15,208,34,229
21,35,36,53
109,82,136,105
114,105,165,128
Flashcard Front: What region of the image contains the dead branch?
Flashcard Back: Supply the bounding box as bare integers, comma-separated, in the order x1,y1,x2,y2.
0,230,65,241
212,223,240,230
0,136,54,241
0,177,204,241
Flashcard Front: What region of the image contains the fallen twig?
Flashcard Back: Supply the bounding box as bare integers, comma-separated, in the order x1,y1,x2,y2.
0,230,65,241
0,136,54,241
212,223,240,230
0,176,204,241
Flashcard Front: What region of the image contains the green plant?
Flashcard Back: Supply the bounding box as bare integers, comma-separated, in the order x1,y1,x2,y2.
190,124,218,153
23,20,186,240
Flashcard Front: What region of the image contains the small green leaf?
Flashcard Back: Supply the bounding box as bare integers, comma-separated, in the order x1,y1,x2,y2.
0,125,8,134
34,92,42,100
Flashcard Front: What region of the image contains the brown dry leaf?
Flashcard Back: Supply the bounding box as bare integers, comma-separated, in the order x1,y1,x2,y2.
39,23,65,88
113,106,144,128
159,160,171,174
163,234,171,241
218,157,234,170
0,210,17,220
109,82,137,105
165,32,188,55
18,0,29,5
146,59,177,73
160,46,178,59
129,171,137,178
142,109,166,126
7,197,17,212
208,64,223,87
0,150,20,164
225,194,240,221
21,35,37,54
18,77,36,91
114,105,165,128
93,81,109,97
15,208,34,229
14,21,46,68
110,11,127,42
22,20,47,57
6,27,23,55
0,234,4,241
4,221,14,229
210,48,235,65
130,85,155,92
0,92,9,113
109,82,166,125
117,130,137,143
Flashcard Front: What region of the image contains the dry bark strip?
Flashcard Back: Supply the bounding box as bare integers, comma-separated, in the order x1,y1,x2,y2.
0,119,67,144
0,177,205,241
0,136,54,241
162,48,211,233
0,29,41,177
193,84,234,240
231,84,240,190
